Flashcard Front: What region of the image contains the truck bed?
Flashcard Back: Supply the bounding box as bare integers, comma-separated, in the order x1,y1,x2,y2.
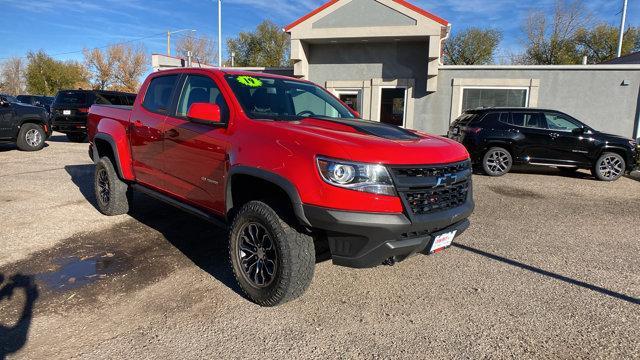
88,104,133,140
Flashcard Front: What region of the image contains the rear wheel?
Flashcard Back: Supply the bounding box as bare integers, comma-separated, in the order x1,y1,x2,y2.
229,201,315,306
592,152,625,181
67,133,87,143
16,123,46,151
482,147,512,176
94,157,130,215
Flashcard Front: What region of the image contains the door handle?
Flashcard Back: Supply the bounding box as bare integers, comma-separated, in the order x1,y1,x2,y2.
165,129,179,138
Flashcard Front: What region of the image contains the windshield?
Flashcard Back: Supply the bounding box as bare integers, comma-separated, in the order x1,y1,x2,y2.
224,74,355,120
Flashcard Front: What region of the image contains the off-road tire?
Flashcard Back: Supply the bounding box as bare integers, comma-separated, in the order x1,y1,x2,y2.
16,123,46,151
592,152,625,182
229,201,315,306
94,156,130,215
67,133,87,143
482,147,512,176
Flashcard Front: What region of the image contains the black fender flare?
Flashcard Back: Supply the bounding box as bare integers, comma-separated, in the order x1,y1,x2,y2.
15,117,47,137
225,166,311,227
596,145,634,169
93,133,125,179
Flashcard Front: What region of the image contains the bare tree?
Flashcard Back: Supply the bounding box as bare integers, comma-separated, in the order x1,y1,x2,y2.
175,35,216,65
520,0,593,64
0,57,26,95
83,48,115,90
110,44,148,92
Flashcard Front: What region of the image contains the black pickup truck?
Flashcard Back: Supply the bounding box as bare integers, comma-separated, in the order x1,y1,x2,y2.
0,94,50,151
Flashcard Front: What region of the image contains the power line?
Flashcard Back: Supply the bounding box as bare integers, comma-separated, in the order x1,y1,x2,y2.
0,31,180,61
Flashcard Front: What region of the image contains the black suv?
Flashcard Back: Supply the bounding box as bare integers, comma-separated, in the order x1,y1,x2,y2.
17,95,54,114
51,90,136,142
0,94,51,151
448,108,638,181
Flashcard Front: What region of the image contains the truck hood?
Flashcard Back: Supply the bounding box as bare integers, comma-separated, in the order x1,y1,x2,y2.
266,117,469,165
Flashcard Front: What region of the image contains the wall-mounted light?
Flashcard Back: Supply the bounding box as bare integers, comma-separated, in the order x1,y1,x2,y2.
621,80,630,86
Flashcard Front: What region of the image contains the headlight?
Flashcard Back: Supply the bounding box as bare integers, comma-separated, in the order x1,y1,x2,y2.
316,157,396,196
629,140,637,148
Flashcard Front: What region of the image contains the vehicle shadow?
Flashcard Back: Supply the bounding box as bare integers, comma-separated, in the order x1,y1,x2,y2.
0,143,17,152
46,134,70,143
453,243,640,305
64,165,99,211
64,163,331,301
0,274,39,360
474,165,595,180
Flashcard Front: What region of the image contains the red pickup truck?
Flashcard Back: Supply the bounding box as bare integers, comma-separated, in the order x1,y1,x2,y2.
88,68,474,306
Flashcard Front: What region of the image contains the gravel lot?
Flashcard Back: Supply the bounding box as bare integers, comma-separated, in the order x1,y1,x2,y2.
1,133,639,359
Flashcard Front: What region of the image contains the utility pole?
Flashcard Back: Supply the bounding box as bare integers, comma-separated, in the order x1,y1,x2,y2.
166,29,196,57
616,0,628,58
167,30,171,56
218,0,223,67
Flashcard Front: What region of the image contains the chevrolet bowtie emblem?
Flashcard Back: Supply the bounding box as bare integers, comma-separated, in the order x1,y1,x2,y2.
436,174,457,187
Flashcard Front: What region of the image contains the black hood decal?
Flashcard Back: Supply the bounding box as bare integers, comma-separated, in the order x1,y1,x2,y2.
310,117,420,140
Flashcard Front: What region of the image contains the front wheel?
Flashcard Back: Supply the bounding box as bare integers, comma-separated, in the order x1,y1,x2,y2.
16,123,46,151
482,147,512,176
592,152,625,181
229,201,315,306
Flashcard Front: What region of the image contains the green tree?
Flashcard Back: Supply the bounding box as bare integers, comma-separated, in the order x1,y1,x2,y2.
520,0,591,65
226,20,290,67
443,28,503,65
575,24,640,64
25,51,89,95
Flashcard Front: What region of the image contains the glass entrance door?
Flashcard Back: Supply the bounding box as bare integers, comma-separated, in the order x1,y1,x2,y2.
336,90,362,115
380,88,406,126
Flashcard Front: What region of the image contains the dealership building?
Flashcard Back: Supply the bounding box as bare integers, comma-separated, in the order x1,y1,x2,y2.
153,0,640,139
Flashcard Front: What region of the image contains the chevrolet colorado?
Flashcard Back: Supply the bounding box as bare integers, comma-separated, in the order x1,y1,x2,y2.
87,69,474,306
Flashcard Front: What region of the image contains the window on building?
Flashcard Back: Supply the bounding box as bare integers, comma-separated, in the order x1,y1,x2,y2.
462,88,528,111
380,88,406,127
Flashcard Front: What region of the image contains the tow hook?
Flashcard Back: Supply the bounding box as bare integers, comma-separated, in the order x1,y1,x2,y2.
383,257,396,266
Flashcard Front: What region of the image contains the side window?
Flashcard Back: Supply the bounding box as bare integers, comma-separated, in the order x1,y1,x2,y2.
176,75,229,122
545,113,580,131
480,112,507,125
142,75,179,114
511,112,546,128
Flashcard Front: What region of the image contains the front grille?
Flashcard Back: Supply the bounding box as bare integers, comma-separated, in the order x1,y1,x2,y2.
393,161,470,178
404,180,469,215
391,160,471,216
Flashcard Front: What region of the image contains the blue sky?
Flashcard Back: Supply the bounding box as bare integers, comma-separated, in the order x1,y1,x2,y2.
0,0,637,63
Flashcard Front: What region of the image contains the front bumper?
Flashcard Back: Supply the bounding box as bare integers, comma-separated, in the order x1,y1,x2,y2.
303,198,474,268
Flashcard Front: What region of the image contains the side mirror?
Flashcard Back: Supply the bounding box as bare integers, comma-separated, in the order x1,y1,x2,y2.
572,127,585,135
187,103,221,124
0,97,8,107
352,110,361,118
